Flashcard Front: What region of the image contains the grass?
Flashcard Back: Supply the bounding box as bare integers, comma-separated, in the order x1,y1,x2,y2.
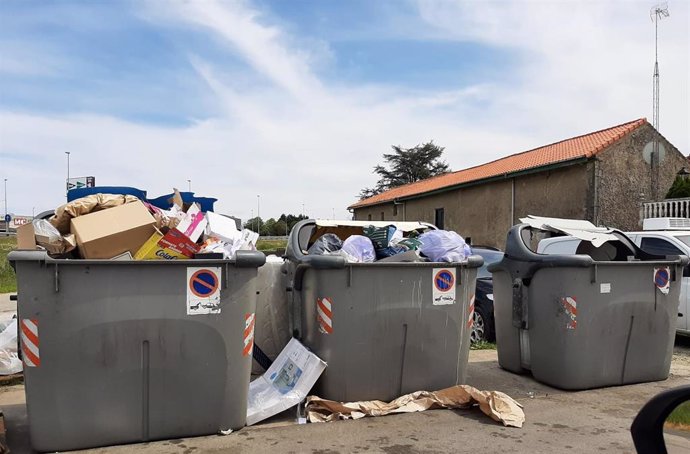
256,239,288,252
666,401,690,432
0,236,17,293
470,341,497,350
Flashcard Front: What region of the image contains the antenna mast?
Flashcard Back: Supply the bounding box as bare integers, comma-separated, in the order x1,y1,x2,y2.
651,3,669,133
650,3,669,201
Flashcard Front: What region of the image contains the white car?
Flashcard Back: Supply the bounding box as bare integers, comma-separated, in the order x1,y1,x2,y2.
537,218,690,337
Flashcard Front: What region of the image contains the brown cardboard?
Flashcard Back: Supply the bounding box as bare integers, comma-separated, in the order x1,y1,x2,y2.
70,201,157,259
16,224,37,249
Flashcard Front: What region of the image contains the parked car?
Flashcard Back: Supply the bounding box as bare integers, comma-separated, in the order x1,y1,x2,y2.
470,246,504,344
537,218,690,337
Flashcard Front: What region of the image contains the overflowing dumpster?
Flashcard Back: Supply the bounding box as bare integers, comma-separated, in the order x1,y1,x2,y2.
488,218,688,390
10,250,265,452
285,219,482,402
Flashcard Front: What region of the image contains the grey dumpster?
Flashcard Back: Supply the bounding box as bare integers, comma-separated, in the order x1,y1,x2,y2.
286,220,483,403
9,250,265,452
488,224,688,390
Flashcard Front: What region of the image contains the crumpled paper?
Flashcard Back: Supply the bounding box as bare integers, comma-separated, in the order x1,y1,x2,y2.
305,384,525,428
51,194,140,234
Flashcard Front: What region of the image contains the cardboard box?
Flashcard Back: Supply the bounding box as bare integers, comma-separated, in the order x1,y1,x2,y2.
176,203,207,242
16,224,37,250
134,229,200,260
70,201,156,259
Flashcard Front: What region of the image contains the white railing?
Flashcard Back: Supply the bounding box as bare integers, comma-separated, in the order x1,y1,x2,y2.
641,198,690,220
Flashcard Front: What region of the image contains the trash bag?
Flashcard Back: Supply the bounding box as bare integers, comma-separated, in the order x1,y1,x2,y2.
33,219,62,242
376,244,409,260
308,234,343,255
418,230,472,262
0,318,22,375
32,219,77,255
363,225,396,250
341,235,376,263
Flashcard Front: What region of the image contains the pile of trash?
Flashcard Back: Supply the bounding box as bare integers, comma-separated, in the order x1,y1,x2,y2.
306,224,472,263
17,189,258,260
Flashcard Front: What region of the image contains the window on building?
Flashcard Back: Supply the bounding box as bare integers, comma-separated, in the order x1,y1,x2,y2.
367,214,372,221
435,208,445,229
640,237,683,256
393,204,398,216
380,212,384,221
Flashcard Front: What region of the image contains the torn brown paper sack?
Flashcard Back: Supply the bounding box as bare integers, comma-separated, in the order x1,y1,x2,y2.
306,384,525,428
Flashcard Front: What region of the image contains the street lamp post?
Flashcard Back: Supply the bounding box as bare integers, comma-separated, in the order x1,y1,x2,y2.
187,179,191,192
65,152,71,200
3,179,7,234
257,195,261,234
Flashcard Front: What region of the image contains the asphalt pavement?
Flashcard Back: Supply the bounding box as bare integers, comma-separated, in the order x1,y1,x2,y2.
1,335,689,454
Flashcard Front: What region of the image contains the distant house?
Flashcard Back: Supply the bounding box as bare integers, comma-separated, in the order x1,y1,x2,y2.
349,118,686,248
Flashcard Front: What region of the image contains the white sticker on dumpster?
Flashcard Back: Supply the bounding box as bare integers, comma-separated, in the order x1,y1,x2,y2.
432,268,456,305
187,267,221,315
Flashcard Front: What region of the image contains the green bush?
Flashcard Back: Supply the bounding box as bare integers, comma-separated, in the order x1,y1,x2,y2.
0,236,17,293
665,176,690,199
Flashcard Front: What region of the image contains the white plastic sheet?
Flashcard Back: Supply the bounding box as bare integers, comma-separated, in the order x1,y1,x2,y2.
0,318,22,375
247,338,327,425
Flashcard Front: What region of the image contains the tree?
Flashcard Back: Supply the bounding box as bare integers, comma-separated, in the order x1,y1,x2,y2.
358,141,450,200
244,214,308,236
666,176,690,199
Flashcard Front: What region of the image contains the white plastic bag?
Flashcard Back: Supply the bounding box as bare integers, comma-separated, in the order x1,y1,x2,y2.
341,235,376,263
0,318,22,375
418,230,472,262
32,219,61,241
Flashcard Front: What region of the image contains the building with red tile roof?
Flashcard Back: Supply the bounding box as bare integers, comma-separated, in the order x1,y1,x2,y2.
349,119,686,248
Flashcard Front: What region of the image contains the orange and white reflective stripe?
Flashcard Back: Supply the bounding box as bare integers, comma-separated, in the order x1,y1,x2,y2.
317,297,333,334
21,319,40,367
562,296,577,330
466,295,475,329
243,313,255,357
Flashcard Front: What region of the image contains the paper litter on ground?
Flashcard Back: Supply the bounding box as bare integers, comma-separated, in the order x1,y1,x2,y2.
247,338,327,426
305,384,525,428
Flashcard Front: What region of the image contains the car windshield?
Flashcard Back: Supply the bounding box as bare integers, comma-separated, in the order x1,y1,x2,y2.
473,249,504,279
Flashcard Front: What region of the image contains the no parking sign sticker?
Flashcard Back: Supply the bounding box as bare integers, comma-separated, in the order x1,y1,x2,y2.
432,268,457,305
654,266,671,295
187,267,222,315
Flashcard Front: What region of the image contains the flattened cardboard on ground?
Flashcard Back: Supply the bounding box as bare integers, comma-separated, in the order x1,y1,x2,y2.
70,201,156,259
306,384,525,428
247,338,327,426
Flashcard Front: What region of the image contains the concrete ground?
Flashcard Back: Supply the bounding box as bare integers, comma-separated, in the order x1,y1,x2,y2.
1,333,689,454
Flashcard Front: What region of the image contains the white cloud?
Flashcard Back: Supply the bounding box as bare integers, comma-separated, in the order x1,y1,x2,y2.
1,0,688,222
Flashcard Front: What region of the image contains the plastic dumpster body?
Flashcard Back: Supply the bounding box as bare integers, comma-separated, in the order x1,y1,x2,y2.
9,250,265,452
286,220,482,403
488,224,688,390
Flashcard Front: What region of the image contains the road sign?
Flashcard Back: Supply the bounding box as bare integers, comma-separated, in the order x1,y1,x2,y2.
10,216,32,228
432,268,457,305
654,267,670,295
186,267,221,315
66,176,96,191
3,214,10,223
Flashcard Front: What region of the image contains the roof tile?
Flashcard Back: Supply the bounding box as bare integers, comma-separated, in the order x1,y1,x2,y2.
350,118,647,209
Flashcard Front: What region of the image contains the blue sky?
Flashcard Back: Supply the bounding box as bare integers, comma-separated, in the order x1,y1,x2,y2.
1,0,688,220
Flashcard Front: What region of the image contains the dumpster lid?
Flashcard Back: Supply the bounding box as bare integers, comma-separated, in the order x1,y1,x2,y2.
519,215,618,248
314,219,433,232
